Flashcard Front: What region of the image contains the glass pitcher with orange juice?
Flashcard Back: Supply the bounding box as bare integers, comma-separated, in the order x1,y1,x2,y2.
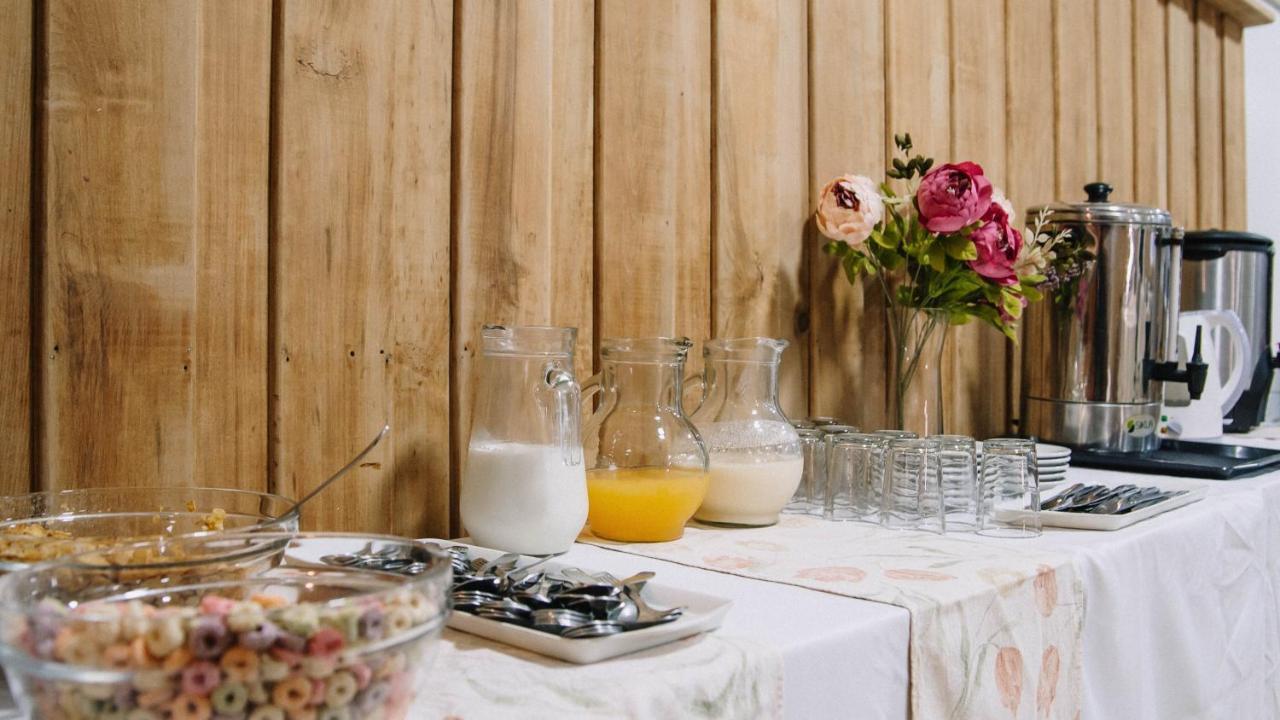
582,338,709,542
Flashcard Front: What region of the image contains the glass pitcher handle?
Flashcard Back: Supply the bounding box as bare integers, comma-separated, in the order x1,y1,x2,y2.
545,367,583,466
683,372,707,414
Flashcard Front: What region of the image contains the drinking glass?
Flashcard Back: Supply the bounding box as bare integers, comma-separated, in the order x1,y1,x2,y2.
934,434,979,531
784,428,825,514
820,424,860,435
792,419,819,430
880,438,944,532
873,429,918,440
977,438,1040,538
807,416,844,427
827,433,889,522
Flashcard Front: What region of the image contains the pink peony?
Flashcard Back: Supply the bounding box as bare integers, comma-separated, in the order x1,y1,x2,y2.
816,174,884,247
968,203,1023,286
915,162,993,233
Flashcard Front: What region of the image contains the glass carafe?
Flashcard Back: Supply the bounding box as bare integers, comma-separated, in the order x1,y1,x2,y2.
460,325,586,554
582,338,709,542
689,337,803,526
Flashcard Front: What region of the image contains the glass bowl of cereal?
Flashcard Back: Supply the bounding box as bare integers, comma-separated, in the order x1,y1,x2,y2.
0,487,300,572
0,532,450,720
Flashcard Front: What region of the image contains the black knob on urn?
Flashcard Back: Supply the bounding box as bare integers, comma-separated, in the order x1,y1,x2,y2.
1084,182,1113,203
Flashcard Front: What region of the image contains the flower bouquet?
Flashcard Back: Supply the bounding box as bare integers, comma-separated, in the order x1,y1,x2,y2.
815,133,1067,433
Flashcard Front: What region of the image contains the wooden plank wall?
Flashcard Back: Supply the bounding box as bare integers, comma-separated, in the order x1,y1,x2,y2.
2,0,1258,536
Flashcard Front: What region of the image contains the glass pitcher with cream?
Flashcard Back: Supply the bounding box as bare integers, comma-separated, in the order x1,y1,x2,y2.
582,338,709,542
688,337,803,526
460,325,586,555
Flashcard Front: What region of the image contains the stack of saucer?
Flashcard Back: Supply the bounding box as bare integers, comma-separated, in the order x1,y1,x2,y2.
974,441,1072,483
1034,443,1071,482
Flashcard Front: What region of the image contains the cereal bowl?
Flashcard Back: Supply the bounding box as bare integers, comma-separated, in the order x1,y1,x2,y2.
0,533,450,720
0,487,299,573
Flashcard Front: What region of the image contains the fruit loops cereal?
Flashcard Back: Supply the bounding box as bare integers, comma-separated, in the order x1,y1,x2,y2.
7,589,443,720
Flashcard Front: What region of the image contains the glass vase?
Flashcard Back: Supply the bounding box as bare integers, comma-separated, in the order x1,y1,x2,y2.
887,308,950,435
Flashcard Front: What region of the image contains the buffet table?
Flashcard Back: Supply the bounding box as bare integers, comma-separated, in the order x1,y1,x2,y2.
419,449,1280,720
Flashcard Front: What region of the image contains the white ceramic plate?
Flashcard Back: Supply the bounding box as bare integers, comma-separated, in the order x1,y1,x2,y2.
998,483,1206,530
429,541,733,664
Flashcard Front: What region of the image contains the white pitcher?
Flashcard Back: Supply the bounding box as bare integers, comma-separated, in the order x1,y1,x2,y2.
1161,310,1251,439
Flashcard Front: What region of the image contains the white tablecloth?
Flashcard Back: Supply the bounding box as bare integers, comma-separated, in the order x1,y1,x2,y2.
429,438,1280,719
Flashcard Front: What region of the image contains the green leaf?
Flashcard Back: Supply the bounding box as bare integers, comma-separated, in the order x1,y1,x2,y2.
1021,273,1047,285
1001,289,1024,319
1021,285,1043,303
940,234,978,261
927,246,947,272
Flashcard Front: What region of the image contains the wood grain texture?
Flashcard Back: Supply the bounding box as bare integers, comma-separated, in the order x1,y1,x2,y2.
1097,0,1135,199
40,1,268,491
1205,0,1275,26
1006,0,1055,431
807,0,887,429
271,1,453,536
950,0,1009,437
713,0,808,417
0,0,31,496
193,2,271,491
1053,0,1099,199
1166,0,1197,228
1133,0,1170,209
1005,0,1056,212
886,0,950,433
1195,1,1224,229
595,1,711,347
1221,16,1246,229
451,0,594,532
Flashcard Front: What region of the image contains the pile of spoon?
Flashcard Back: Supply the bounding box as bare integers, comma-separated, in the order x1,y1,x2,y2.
443,546,685,639
1040,483,1187,514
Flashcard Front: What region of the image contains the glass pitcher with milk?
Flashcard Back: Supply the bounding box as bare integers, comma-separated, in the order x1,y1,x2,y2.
689,337,803,526
460,325,586,555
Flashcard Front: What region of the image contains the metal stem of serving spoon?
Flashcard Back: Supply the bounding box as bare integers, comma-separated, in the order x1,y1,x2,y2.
282,424,390,523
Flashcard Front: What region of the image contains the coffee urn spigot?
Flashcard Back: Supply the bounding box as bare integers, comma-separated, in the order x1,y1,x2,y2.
1143,323,1210,400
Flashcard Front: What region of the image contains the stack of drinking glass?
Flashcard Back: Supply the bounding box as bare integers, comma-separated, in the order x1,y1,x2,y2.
785,419,1040,538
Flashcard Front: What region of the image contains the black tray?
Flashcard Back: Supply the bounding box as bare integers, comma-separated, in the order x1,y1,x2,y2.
1069,439,1280,479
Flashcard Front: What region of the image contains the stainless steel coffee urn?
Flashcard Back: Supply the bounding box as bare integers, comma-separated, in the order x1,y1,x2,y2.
1021,183,1207,453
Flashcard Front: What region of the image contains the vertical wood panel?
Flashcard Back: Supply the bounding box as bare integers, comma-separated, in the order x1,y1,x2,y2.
41,1,268,491
1221,17,1246,229
1133,0,1171,209
1167,0,1198,228
951,0,1008,437
1098,0,1135,198
886,0,949,432
272,1,453,535
595,1,711,345
1,0,31,496
194,1,271,489
1195,1,1224,229
807,0,887,429
1006,0,1055,430
713,0,808,416
1054,0,1099,199
1006,0,1056,211
451,0,594,531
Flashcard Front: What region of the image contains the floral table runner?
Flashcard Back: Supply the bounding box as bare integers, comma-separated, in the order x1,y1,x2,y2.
584,515,1084,720
415,628,783,718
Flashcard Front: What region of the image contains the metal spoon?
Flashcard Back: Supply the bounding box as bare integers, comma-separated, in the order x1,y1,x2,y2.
562,621,625,639
282,424,390,523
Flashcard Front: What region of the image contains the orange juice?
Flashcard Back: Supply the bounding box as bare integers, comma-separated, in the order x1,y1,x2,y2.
586,467,709,542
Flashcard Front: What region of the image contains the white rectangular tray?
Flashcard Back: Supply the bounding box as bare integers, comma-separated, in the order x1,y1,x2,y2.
425,540,732,664
997,481,1207,531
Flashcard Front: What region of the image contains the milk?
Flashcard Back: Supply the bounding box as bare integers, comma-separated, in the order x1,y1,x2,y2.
460,442,587,555
694,454,804,526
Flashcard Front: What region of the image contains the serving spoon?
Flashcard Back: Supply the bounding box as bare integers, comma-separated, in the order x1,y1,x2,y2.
281,424,390,523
